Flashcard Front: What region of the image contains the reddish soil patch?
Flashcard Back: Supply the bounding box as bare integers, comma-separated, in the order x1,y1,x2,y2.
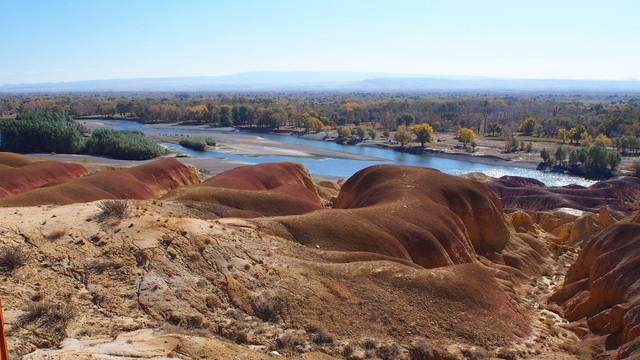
163,162,324,217
257,165,513,269
550,213,640,359
486,175,640,218
0,158,201,206
0,161,88,198
0,152,42,167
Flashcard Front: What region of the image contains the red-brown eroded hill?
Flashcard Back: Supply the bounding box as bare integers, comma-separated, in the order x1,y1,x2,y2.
0,152,42,168
550,213,640,359
486,176,640,218
163,162,324,217
0,158,201,206
257,165,514,269
0,160,88,198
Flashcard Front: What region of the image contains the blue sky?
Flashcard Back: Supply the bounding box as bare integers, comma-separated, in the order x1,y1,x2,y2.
1,0,638,85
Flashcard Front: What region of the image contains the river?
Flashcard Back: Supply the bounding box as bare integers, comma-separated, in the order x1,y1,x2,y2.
89,119,596,187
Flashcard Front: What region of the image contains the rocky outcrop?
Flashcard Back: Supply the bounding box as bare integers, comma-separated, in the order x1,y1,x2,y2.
550,213,640,359
257,165,514,269
0,158,201,206
533,207,617,246
163,162,324,217
487,175,640,219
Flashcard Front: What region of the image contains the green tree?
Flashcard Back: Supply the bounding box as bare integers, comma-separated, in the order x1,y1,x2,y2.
540,148,551,164
395,113,415,127
217,105,233,127
555,145,567,165
0,112,84,153
607,151,622,170
631,159,640,176
411,123,434,147
457,128,476,148
488,122,502,136
355,125,366,140
383,130,391,138
533,123,543,137
394,125,411,148
367,128,377,140
587,140,608,170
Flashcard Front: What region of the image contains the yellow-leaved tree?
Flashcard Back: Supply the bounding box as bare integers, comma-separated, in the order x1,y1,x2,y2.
411,123,434,148
457,128,477,148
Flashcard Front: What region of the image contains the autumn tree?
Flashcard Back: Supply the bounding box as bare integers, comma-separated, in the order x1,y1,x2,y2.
557,128,569,143
411,123,434,147
457,128,476,148
394,125,411,148
520,117,537,136
339,127,352,139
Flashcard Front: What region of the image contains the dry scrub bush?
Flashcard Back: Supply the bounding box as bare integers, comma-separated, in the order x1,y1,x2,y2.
97,199,129,221
19,302,75,338
252,291,287,322
363,337,379,350
377,342,402,360
311,330,334,345
410,340,440,360
277,332,303,349
0,245,28,272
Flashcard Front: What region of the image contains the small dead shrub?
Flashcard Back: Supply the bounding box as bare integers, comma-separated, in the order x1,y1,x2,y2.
312,330,334,345
343,343,355,357
277,332,303,349
97,199,129,221
88,259,112,274
19,302,75,340
0,245,28,272
252,291,287,322
45,229,67,241
462,347,489,360
410,340,440,360
377,342,402,360
363,337,379,350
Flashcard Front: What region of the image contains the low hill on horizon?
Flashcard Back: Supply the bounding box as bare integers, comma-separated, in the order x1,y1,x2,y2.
2,71,640,93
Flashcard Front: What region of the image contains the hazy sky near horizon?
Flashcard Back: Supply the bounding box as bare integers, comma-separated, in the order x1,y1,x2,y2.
1,0,639,85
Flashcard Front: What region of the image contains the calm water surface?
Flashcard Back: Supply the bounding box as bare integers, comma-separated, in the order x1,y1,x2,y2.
96,120,596,187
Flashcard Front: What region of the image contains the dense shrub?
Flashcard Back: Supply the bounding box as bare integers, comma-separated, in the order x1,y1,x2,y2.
179,136,216,151
377,342,402,360
0,112,84,153
252,291,287,322
311,330,334,345
410,340,440,360
85,128,167,160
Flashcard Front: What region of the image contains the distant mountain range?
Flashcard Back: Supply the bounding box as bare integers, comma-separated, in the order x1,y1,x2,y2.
2,71,640,92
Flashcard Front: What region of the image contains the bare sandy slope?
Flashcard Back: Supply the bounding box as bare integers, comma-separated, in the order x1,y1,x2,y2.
0,200,585,360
